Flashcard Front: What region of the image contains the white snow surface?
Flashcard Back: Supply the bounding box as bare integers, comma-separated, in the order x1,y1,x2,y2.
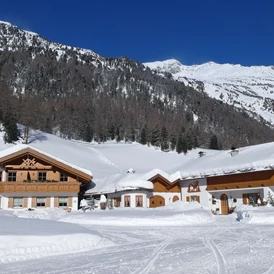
144,59,274,126
2,204,274,273
60,201,214,227
0,209,113,264
2,129,274,191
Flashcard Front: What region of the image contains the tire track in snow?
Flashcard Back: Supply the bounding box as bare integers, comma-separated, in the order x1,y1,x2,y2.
203,233,227,274
132,232,180,274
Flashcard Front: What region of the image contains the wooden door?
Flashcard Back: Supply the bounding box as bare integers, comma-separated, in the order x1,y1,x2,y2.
220,194,229,215
149,195,165,208
173,195,179,202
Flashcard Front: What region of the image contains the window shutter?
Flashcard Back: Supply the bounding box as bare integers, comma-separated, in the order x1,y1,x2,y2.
23,197,28,208
32,197,37,208
54,197,59,207
186,196,190,202
196,196,200,203
68,197,72,207
46,197,51,207
8,197,13,208
242,194,248,205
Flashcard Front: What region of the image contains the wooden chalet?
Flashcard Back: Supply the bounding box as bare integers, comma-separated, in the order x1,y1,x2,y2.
0,146,92,211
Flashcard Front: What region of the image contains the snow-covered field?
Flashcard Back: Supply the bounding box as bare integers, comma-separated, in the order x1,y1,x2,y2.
2,203,274,274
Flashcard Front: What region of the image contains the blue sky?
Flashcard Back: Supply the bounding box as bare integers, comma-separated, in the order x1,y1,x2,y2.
1,0,274,66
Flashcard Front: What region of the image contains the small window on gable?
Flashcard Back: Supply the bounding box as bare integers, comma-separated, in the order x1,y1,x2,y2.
8,172,17,182
38,172,47,181
60,174,68,182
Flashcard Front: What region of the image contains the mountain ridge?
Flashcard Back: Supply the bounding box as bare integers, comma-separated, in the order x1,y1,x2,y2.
144,59,274,127
0,20,273,149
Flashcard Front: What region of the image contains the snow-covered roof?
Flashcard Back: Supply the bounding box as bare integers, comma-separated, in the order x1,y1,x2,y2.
0,144,92,177
179,142,274,179
116,173,153,190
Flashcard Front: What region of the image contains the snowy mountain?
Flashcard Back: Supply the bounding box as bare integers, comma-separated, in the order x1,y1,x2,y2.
0,20,104,66
1,20,274,148
144,59,274,127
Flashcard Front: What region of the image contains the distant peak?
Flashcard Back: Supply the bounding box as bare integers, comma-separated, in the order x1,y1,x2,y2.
0,20,12,26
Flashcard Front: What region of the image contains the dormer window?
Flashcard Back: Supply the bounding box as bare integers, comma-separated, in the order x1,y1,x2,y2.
38,172,47,181
60,174,68,182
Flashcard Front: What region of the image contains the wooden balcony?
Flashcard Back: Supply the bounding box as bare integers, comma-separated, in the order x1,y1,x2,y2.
0,181,80,193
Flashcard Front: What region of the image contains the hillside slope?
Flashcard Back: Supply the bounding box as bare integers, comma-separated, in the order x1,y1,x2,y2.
144,59,274,126
0,21,274,148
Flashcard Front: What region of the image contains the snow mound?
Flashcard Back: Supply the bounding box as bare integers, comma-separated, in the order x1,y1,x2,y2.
14,208,69,220
61,202,214,227
0,233,111,264
0,211,113,263
235,205,274,224
157,200,207,211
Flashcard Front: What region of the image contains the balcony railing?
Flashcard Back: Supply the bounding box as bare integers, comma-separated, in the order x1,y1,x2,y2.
0,181,80,193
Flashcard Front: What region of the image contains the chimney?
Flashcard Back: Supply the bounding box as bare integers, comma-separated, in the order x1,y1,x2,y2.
230,147,239,157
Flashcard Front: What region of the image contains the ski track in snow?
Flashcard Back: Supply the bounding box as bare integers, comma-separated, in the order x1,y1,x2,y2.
132,231,180,274
203,232,227,274
1,225,274,274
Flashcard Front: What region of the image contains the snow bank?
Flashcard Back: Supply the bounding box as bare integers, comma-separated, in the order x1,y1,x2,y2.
60,201,214,227
0,210,113,263
13,208,68,220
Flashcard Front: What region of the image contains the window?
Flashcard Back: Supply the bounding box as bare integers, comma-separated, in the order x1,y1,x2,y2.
191,196,197,202
13,197,23,208
136,196,143,207
37,197,46,207
124,196,130,207
0,172,2,181
8,172,17,182
248,193,260,205
38,172,47,181
59,197,68,207
60,174,68,182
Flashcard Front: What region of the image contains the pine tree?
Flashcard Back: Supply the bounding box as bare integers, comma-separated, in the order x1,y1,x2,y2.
4,116,19,144
108,124,115,140
131,127,135,142
209,134,219,150
140,126,147,145
170,133,177,151
186,131,193,150
116,127,121,143
151,125,160,147
160,126,169,151
268,191,274,206
176,133,187,154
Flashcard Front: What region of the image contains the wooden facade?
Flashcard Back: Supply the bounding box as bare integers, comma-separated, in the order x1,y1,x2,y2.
149,174,181,193
207,170,274,191
0,147,92,210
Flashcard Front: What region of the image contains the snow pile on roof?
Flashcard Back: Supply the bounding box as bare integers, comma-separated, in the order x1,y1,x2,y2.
0,144,93,177
116,173,153,190
179,142,274,179
0,210,113,263
60,201,214,226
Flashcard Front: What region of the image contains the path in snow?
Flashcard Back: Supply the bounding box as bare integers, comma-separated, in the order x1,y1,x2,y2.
2,223,274,274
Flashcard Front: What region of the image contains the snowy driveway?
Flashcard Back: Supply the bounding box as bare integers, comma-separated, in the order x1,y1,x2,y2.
1,220,274,274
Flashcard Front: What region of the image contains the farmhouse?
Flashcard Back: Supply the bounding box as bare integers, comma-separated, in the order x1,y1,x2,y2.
0,145,92,210
87,142,274,214
2,141,274,214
